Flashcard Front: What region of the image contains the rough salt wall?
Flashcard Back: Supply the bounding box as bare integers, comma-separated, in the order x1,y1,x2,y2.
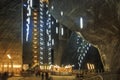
49,0,120,72
0,0,22,64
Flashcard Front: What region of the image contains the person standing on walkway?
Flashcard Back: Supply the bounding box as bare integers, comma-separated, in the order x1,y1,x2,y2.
41,72,44,80
1,72,8,80
45,72,49,80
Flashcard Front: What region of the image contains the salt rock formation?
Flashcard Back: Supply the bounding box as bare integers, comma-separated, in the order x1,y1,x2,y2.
49,0,120,72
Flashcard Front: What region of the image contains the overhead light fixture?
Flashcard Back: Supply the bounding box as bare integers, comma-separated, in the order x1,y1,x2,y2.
60,11,64,16
80,17,83,29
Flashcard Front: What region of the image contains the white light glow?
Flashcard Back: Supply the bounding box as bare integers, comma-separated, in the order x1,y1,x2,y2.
52,39,54,45
46,29,49,34
48,14,51,17
40,8,43,11
40,29,43,32
52,21,54,24
49,35,51,40
87,63,90,70
27,5,31,16
30,0,33,7
7,54,11,59
40,20,43,23
48,53,51,55
56,19,58,23
46,10,49,14
40,62,43,64
60,11,64,16
51,5,54,10
80,60,82,63
49,62,52,64
40,12,43,15
40,4,43,7
26,0,32,42
40,52,43,55
40,57,43,59
46,4,48,7
40,16,43,19
40,42,43,45
61,27,64,36
80,17,83,29
47,42,50,46
83,53,85,56
26,24,29,41
40,24,43,27
48,57,51,60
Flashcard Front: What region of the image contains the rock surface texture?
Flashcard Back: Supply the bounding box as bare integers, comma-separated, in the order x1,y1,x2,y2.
49,0,120,72
0,0,22,64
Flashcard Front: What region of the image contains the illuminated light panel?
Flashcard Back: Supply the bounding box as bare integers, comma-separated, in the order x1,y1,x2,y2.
34,56,37,58
40,12,43,15
80,17,83,29
34,51,37,53
40,42,44,45
34,21,37,24
27,5,31,16
40,62,43,64
26,0,33,41
34,33,37,36
61,27,64,36
52,39,54,45
40,33,43,36
34,24,37,27
40,16,43,19
40,20,43,23
33,13,37,16
34,29,37,32
48,14,51,17
34,60,37,63
40,4,43,7
51,5,54,10
40,8,43,11
33,17,37,20
23,4,27,7
60,11,64,16
40,24,43,27
46,29,49,34
33,40,37,43
40,57,43,59
7,54,11,59
40,52,43,55
33,37,37,40
46,4,48,7
26,24,29,41
30,0,33,7
26,18,30,24
56,27,58,34
52,21,54,24
87,63,90,70
56,19,58,23
34,46,37,49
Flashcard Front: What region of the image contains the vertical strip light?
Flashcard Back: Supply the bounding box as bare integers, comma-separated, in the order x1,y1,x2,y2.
47,12,52,65
61,27,64,36
26,0,32,41
30,0,33,7
80,17,83,29
32,10,38,65
56,27,58,34
39,1,44,65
